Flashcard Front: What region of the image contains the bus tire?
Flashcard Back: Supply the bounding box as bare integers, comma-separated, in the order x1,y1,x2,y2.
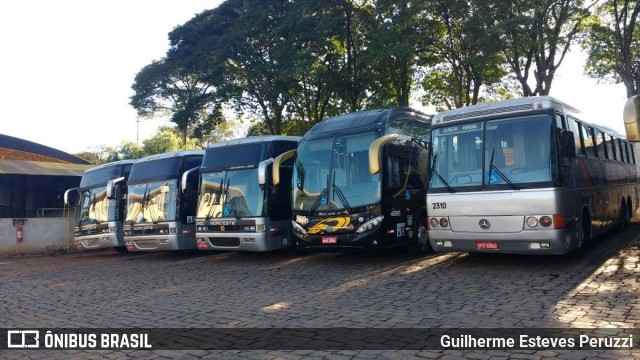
619,202,629,232
577,211,591,251
406,221,431,256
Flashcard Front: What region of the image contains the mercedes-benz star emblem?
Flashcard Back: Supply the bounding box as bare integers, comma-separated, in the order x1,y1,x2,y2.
479,219,491,230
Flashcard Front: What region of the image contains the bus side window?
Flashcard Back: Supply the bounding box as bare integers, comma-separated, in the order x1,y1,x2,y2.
617,139,627,162
581,124,596,157
607,135,617,161
596,131,607,159
630,143,636,164
566,117,582,155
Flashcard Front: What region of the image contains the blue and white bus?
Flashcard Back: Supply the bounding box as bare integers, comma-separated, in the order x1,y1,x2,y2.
195,136,300,252
123,150,204,252
427,96,638,255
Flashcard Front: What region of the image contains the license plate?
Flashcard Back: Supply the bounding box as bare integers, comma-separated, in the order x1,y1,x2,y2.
476,241,499,250
322,237,337,244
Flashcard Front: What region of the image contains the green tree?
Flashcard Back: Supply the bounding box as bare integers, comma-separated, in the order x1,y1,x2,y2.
495,0,591,96
582,0,640,97
421,0,506,109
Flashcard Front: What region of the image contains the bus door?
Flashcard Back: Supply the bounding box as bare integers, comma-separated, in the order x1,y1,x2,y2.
180,166,200,249
384,141,427,246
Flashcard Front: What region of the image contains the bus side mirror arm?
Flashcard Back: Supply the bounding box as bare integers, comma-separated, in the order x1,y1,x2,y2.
64,188,78,205
106,177,125,199
624,95,640,142
561,131,576,158
181,166,200,192
369,134,398,175
258,158,274,187
272,149,296,186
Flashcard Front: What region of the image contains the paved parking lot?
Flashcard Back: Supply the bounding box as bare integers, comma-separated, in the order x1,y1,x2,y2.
1,221,639,359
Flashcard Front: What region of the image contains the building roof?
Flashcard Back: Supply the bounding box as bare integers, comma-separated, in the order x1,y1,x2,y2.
0,133,92,176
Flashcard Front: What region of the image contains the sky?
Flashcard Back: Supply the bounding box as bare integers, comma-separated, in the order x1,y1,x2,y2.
0,1,630,155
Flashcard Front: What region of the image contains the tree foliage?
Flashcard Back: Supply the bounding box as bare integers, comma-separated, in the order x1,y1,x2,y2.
128,0,623,135
582,0,640,97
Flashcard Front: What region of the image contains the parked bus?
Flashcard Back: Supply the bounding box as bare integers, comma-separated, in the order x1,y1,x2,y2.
195,136,301,252
64,160,134,253
275,108,432,253
123,150,204,252
427,96,638,255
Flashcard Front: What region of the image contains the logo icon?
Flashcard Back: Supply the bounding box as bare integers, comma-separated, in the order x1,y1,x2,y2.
479,219,491,230
220,225,225,232
7,330,39,348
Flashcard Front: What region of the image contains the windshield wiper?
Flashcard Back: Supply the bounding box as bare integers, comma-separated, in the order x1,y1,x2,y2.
332,172,353,214
224,178,240,220
430,154,456,193
205,179,224,220
307,174,330,215
488,148,519,190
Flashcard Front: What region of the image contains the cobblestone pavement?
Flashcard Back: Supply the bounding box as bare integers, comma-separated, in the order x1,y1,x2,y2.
1,221,639,359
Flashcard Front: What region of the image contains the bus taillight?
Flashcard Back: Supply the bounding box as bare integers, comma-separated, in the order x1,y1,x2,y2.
553,214,565,229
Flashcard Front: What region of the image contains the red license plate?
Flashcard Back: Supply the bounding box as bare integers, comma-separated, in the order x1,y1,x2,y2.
476,241,499,250
322,237,337,244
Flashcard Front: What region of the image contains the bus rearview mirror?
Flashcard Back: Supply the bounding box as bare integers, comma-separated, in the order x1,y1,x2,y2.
106,176,125,199
624,95,640,142
561,131,576,158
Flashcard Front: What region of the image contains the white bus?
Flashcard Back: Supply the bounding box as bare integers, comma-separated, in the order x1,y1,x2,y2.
427,96,638,255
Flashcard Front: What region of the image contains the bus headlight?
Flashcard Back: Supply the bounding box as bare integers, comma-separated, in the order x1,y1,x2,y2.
242,225,256,232
356,215,384,234
539,216,552,227
292,221,307,235
526,217,539,228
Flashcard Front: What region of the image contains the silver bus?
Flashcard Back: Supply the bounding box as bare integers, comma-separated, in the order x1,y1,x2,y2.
123,150,204,252
64,160,134,253
427,96,638,255
195,136,300,252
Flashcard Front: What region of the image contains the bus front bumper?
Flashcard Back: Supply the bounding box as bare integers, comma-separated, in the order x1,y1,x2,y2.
124,235,184,252
428,229,570,255
197,232,267,252
75,233,121,251
292,227,385,251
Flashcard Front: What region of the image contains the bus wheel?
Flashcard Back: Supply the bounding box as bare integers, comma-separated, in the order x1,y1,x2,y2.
618,203,629,232
577,212,591,250
406,223,431,256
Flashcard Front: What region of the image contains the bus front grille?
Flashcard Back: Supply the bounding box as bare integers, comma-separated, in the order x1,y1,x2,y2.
211,237,240,247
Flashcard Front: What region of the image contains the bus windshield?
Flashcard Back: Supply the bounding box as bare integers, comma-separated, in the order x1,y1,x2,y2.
78,186,114,225
293,131,381,213
197,169,266,219
125,179,178,224
430,114,557,190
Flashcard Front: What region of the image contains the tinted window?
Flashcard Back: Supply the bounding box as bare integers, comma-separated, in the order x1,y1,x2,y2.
581,125,596,157
617,139,627,162
129,157,182,184
566,117,582,155
595,131,606,159
272,141,298,157
202,143,268,170
80,165,123,189
607,135,617,161
183,156,203,172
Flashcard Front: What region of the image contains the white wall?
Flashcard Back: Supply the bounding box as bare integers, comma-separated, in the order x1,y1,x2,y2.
0,218,74,256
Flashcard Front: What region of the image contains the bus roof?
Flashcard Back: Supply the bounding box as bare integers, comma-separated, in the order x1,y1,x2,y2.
431,96,581,125
133,150,204,164
83,159,135,174
305,107,431,139
205,135,301,149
